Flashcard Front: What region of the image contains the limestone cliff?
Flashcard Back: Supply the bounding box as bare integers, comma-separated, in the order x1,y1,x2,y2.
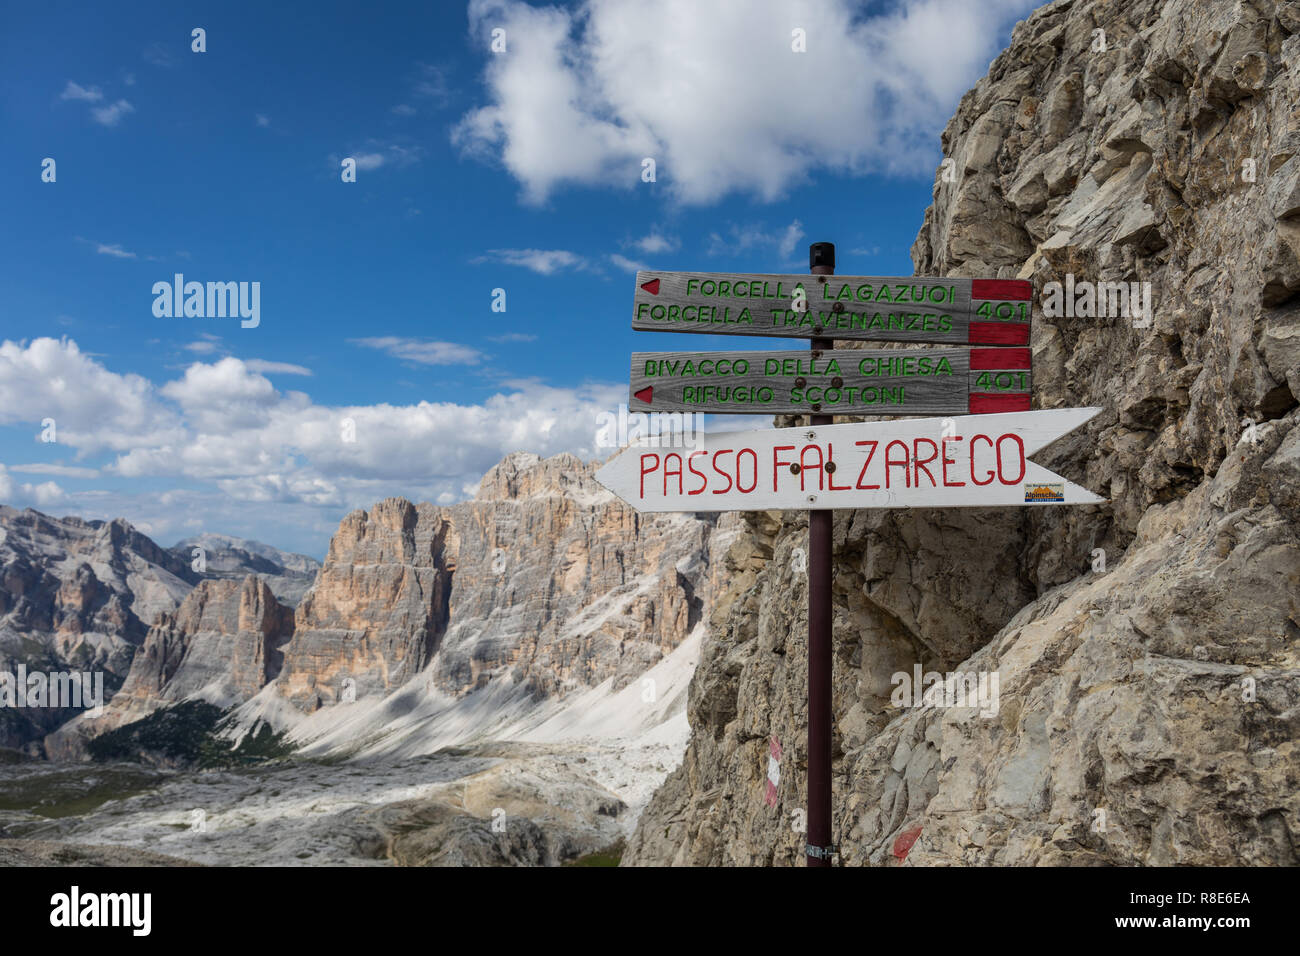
627,0,1299,866
104,577,294,728
0,507,196,750
276,451,728,712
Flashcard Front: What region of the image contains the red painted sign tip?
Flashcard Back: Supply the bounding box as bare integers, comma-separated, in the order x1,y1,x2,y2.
640,278,661,295
972,279,1033,301
633,385,653,404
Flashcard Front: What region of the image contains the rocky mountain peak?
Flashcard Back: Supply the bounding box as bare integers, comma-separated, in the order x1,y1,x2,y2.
475,451,598,503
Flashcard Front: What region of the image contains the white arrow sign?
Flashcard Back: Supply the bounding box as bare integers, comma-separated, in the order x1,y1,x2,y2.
595,408,1104,513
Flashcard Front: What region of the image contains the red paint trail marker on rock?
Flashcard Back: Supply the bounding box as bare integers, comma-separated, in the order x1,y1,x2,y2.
764,737,781,808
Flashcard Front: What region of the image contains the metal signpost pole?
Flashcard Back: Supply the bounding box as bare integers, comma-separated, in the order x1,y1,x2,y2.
806,241,834,867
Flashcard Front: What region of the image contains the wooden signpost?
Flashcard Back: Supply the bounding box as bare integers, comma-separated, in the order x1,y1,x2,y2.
629,347,1031,415
599,243,1101,868
632,270,1032,345
595,409,1102,513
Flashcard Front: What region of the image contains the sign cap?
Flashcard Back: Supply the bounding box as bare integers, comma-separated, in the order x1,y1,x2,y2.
809,242,835,272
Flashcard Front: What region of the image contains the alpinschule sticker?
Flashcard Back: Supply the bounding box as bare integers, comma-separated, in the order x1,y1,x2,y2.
1025,483,1065,503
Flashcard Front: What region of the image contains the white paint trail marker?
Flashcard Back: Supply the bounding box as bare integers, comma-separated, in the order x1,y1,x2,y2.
765,736,782,808
595,408,1104,513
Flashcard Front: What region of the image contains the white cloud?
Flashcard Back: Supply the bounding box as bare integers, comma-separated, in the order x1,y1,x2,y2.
706,219,805,262
0,465,68,508
632,232,679,255
609,253,647,273
7,464,100,478
0,341,642,555
0,338,185,453
476,248,590,274
245,359,312,376
352,337,484,366
455,0,1037,204
95,242,137,259
256,113,270,127
777,221,806,259
24,481,66,506
339,143,423,173
91,99,135,126
60,81,103,102
183,340,222,354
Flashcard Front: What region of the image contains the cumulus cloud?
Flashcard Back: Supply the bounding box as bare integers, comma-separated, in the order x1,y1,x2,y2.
455,0,1037,204
632,231,679,255
24,481,66,506
0,338,185,453
0,340,619,513
0,465,67,509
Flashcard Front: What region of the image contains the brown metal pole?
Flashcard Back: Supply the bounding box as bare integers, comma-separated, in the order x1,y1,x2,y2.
806,241,834,867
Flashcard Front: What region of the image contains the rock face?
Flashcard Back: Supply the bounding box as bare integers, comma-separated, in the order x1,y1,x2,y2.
274,452,727,713
0,508,196,750
109,577,294,726
627,0,1299,866
168,534,321,607
0,506,324,753
430,452,718,701
273,498,454,710
42,577,296,756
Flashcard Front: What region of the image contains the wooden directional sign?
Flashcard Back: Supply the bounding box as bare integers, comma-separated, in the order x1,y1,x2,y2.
632,272,1031,346
595,408,1103,513
630,347,1030,416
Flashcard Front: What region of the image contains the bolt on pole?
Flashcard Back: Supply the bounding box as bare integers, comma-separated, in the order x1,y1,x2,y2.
806,241,834,867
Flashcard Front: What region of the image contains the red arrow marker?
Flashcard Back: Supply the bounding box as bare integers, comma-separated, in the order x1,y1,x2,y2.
633,386,653,404
640,278,660,295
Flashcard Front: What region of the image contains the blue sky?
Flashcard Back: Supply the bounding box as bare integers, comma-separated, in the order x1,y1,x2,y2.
0,0,1039,556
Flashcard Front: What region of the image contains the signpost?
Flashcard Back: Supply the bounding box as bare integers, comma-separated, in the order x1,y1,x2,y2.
600,243,1101,867
629,347,1031,415
594,409,1103,513
632,270,1032,345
